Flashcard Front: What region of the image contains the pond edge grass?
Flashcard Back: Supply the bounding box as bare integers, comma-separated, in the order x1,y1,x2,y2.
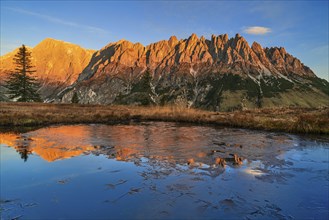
0,102,328,135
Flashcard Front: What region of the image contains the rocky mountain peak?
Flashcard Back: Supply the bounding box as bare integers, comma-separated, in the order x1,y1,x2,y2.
115,39,135,49
251,41,270,66
251,41,262,52
189,33,199,41
40,37,64,43
279,47,287,54
168,36,178,47
38,38,59,45
116,39,128,44
231,33,248,46
211,34,216,41
221,34,229,42
36,38,77,49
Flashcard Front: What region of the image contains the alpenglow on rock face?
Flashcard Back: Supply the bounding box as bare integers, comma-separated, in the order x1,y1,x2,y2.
0,38,95,100
59,33,328,110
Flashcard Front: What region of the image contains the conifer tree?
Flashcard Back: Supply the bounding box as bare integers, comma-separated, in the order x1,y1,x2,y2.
130,71,153,105
71,92,79,103
5,45,41,102
140,71,152,93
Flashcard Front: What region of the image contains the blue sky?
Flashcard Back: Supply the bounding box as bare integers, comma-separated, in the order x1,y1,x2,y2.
1,1,328,80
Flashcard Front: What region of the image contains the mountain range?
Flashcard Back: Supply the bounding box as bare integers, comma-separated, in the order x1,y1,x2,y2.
1,34,328,110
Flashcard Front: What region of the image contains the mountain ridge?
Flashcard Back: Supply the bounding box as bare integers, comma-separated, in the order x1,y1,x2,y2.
59,33,328,110
1,34,328,109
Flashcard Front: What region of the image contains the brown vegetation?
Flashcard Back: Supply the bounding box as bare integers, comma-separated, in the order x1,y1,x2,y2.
0,102,328,134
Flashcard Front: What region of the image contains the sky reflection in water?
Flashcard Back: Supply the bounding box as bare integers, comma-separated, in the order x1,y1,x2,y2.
1,122,328,219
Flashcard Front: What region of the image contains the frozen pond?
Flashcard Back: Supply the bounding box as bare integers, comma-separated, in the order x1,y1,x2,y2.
1,122,328,219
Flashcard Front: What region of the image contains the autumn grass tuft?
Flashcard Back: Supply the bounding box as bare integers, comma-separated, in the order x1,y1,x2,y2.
0,102,328,134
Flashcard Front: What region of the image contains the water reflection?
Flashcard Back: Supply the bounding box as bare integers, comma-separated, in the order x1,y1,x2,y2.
1,123,295,172
1,122,328,219
0,126,95,162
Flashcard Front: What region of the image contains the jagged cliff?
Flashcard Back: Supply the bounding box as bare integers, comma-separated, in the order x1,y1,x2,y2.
0,38,95,99
60,33,328,110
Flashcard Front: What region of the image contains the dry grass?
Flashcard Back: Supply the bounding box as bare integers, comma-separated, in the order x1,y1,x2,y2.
0,102,328,134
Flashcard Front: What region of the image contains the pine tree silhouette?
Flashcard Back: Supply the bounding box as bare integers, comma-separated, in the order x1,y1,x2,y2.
5,45,41,102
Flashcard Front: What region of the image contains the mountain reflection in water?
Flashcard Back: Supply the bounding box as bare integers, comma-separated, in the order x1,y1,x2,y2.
1,123,293,166
1,122,328,219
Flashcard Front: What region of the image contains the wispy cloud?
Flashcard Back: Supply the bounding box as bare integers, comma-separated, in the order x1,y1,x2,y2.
0,41,21,56
243,26,271,35
5,7,108,35
249,2,284,19
311,44,329,55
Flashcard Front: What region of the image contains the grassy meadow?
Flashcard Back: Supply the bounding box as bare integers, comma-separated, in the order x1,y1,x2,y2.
0,102,328,134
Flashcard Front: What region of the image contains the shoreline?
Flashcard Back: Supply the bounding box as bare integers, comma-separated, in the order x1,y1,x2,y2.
0,102,328,135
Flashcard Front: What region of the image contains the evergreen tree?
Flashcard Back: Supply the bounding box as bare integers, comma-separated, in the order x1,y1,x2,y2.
132,71,152,93
256,86,263,108
71,92,79,103
131,71,153,105
5,45,41,102
140,71,152,93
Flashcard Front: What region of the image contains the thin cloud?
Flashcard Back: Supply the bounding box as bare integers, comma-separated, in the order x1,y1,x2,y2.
0,42,20,56
249,2,284,19
311,44,329,54
243,26,271,35
5,7,108,35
